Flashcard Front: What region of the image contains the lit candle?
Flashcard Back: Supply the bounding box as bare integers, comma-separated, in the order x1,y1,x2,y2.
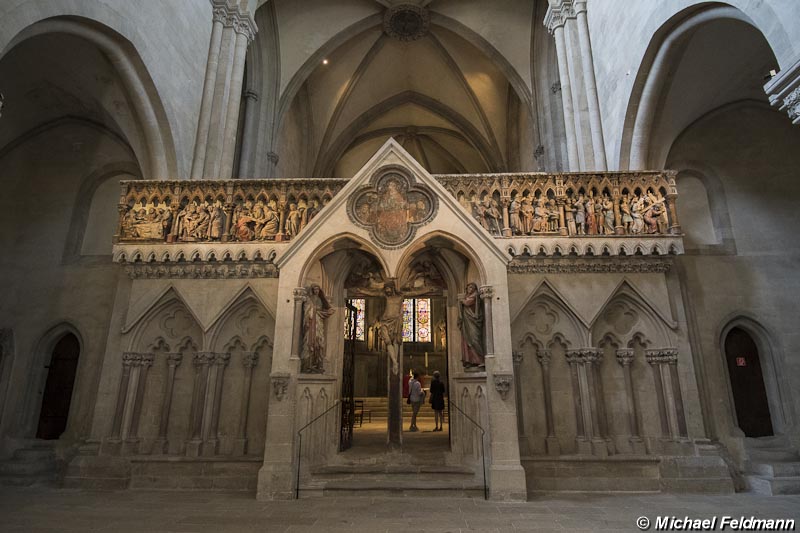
425,351,429,368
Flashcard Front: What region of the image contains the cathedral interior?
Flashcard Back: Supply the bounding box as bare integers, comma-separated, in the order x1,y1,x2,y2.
0,0,799,504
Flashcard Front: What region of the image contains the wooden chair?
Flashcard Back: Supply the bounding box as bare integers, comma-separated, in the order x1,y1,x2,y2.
354,399,371,427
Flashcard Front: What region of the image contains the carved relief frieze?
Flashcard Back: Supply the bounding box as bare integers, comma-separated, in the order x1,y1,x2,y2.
508,256,673,274
116,179,346,245
112,169,686,274
124,262,278,279
435,170,682,240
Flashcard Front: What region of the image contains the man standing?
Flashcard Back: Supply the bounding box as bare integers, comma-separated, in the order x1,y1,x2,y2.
408,372,424,432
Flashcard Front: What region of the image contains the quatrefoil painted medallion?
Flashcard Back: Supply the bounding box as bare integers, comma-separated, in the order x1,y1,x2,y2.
347,166,438,249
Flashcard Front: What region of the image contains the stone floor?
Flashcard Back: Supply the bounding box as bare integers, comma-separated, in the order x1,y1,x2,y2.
0,487,798,532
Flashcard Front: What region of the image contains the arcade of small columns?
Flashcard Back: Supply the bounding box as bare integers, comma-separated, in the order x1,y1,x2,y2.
513,345,687,457
103,350,262,458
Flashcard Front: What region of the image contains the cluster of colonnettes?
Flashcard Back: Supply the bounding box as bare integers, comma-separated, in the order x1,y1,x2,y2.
470,189,670,237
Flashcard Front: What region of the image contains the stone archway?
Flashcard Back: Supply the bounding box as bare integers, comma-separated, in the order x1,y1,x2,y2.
720,317,788,437
36,333,81,440
724,327,772,437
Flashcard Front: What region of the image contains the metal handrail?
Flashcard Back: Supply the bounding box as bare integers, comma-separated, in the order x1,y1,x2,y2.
295,399,341,499
449,400,488,500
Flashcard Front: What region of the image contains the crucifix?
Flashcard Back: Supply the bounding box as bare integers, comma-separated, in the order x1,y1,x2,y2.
357,277,439,446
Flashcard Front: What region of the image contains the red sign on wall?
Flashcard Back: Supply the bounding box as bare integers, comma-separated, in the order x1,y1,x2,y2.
736,357,747,367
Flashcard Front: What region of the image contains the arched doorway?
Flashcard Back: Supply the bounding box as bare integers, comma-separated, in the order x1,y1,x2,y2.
724,327,773,437
337,248,453,451
36,333,80,439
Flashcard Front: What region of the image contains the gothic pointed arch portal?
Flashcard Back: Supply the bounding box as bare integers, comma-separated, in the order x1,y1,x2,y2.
258,139,520,499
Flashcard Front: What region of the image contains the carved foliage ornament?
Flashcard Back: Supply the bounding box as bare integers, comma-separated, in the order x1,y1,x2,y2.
348,166,437,249
493,374,513,400
271,373,290,401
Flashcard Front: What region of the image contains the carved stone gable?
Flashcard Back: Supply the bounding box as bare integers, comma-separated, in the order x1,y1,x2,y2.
347,165,437,249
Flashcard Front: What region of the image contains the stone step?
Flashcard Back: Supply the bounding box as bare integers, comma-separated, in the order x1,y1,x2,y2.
745,436,792,449
0,473,58,487
128,458,260,491
0,459,57,476
745,475,800,495
313,464,473,475
748,462,800,478
300,477,485,498
12,448,56,461
308,472,477,485
747,448,799,462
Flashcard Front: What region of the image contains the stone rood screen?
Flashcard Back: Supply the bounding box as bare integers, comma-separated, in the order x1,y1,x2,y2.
115,171,680,245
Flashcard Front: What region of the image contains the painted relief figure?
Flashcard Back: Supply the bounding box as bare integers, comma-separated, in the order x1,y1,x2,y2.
458,282,485,370
301,284,335,374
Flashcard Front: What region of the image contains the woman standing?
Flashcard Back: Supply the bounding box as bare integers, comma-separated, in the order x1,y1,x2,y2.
429,371,446,431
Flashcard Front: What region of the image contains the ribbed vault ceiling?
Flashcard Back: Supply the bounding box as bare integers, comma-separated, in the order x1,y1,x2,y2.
285,17,521,178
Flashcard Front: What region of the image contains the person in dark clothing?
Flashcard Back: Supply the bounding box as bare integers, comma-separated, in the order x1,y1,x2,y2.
429,370,446,431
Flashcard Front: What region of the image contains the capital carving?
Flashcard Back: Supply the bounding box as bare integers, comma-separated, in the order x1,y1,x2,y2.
166,353,183,367
122,352,154,367
193,351,217,367
214,352,231,366
211,0,257,42
512,351,524,365
784,87,800,121
543,1,576,33
565,348,598,364
478,285,494,300
242,351,259,368
212,6,227,24
645,348,679,365
271,373,290,401
615,348,634,367
764,61,800,125
536,349,552,367
493,374,513,400
293,287,308,302
266,151,279,165
584,349,603,365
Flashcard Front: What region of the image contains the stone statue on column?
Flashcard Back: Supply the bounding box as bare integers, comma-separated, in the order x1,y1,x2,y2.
458,282,485,371
300,284,334,374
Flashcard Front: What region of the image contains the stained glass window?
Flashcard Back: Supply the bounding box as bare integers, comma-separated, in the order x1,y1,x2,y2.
415,298,430,342
402,298,432,342
402,299,414,342
343,298,365,341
